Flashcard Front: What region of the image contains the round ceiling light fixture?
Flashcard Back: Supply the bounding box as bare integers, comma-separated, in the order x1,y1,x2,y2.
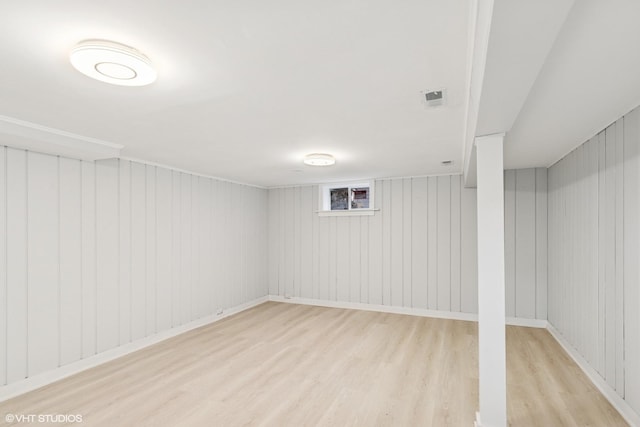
70,40,157,86
303,153,336,166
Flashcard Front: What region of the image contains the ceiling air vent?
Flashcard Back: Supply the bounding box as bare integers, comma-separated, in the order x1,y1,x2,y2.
421,88,446,108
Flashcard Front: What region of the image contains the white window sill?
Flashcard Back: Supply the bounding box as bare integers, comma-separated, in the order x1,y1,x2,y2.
317,209,378,217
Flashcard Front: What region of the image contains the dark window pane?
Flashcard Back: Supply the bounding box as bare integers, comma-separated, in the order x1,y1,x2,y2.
330,188,349,210
351,187,369,209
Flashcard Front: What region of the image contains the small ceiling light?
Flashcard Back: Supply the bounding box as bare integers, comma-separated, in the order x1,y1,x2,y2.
70,40,157,86
303,153,335,166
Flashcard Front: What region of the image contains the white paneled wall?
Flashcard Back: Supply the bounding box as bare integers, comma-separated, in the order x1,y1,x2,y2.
504,168,548,319
0,149,268,386
548,105,640,414
268,172,547,318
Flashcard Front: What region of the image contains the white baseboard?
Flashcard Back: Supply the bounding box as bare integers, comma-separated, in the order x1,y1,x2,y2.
474,411,482,427
269,295,478,321
546,323,640,427
505,316,548,328
0,296,269,402
268,295,547,328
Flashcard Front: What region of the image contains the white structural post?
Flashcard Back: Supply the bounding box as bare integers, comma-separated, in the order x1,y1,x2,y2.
475,133,506,427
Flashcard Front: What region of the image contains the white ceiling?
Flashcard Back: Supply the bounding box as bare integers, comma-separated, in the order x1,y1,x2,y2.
2,1,639,187
0,0,470,187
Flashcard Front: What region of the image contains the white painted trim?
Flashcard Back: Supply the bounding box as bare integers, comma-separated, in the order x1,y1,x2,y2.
268,172,464,190
316,209,377,217
462,0,496,188
269,295,477,321
474,411,482,427
0,296,269,402
546,323,640,427
505,317,547,328
118,156,267,189
0,114,122,161
268,295,547,328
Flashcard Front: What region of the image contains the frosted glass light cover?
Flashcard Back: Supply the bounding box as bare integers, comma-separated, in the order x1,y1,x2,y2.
70,40,156,86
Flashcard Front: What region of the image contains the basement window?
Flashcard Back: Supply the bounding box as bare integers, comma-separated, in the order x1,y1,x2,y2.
318,180,376,216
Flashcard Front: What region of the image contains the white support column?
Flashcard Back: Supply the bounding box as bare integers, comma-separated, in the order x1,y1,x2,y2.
475,133,506,427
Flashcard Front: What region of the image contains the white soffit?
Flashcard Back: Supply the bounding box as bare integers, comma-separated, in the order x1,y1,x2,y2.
465,0,574,187
462,0,495,188
476,0,575,136
504,0,640,169
0,115,122,160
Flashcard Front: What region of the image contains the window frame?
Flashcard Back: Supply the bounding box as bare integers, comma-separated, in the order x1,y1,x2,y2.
317,180,376,216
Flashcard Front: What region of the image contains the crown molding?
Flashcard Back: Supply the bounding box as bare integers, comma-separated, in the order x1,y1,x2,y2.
0,114,122,160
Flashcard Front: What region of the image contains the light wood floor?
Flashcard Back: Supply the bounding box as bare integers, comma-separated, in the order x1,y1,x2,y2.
0,302,627,426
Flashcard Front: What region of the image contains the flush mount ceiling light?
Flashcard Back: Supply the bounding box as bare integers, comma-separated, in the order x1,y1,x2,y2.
70,40,157,86
303,153,335,166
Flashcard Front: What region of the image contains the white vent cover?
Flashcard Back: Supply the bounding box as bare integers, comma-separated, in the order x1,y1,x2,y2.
420,88,446,108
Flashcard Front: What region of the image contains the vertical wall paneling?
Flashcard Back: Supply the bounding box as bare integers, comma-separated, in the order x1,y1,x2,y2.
549,105,640,415
0,147,5,386
293,187,301,298
59,157,82,365
179,173,192,322
6,148,27,382
360,212,369,305
624,107,640,411
588,137,600,367
368,181,383,305
382,179,392,305
604,124,616,388
155,167,172,329
27,152,59,376
118,160,131,345
300,187,313,298
268,187,279,296
349,216,360,303
1,150,269,388
80,161,96,358
411,177,428,309
224,181,234,309
614,118,625,397
268,173,544,319
311,186,319,299
460,185,477,313
427,177,438,310
390,179,403,306
535,168,548,320
145,166,157,333
450,175,461,312
336,217,350,302
597,132,606,376
437,176,451,311
171,171,181,326
130,163,147,339
208,179,217,308
504,170,516,317
514,169,536,319
284,188,294,298
402,178,412,307
95,159,119,353
190,176,200,313
318,206,329,301
199,177,212,317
